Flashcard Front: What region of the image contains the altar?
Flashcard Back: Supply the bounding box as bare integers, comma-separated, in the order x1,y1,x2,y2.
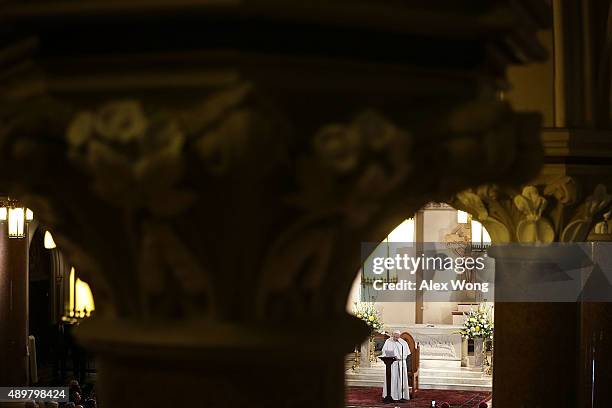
386,324,463,365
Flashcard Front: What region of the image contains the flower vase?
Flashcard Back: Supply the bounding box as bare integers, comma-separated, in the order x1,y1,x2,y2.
474,337,484,367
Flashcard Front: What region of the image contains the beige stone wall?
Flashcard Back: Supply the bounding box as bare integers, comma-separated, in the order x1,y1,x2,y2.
506,30,555,127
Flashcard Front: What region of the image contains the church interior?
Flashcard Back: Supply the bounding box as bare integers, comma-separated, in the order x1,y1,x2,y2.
0,1,611,407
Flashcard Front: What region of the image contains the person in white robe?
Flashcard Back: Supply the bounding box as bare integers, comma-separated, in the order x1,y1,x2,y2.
381,330,411,401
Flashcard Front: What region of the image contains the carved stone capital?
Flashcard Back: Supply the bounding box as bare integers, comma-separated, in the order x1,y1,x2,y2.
451,172,612,243
0,85,545,320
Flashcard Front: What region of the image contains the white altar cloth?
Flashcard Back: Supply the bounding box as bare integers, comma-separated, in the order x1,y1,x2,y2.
386,324,463,361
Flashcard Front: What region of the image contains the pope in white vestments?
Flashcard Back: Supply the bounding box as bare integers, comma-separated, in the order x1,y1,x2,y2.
381,331,411,401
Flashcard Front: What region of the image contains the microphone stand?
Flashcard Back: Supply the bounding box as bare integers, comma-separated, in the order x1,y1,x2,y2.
393,340,407,402
399,340,407,401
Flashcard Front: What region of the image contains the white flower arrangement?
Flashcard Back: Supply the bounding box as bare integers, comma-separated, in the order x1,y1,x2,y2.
459,304,494,340
353,302,384,334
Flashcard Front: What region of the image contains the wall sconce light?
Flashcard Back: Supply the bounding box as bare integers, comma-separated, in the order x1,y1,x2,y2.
8,207,25,238
69,267,75,317
66,267,95,320
76,278,95,318
44,231,57,249
0,198,34,239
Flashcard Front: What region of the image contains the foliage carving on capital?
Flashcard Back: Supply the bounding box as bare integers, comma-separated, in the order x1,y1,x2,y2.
67,100,197,215
561,184,612,242
0,84,276,319
451,178,612,244
455,187,512,243
288,111,412,227
514,186,554,243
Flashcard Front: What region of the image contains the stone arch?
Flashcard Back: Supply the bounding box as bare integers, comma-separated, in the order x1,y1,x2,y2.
348,201,494,315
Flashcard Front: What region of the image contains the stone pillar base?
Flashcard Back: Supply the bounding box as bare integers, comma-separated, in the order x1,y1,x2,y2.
77,317,367,408
96,354,345,407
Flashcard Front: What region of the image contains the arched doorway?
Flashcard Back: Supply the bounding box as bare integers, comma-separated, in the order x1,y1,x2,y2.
346,202,494,405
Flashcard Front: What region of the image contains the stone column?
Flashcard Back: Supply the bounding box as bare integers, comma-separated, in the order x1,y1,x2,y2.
0,2,549,406
452,171,612,407
488,247,581,407
578,235,612,408
0,220,30,386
